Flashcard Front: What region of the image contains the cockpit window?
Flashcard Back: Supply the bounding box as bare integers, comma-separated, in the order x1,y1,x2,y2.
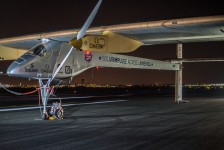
15,57,25,64
32,45,46,57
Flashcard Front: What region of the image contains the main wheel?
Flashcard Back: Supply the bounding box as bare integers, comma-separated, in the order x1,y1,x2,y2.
55,109,63,119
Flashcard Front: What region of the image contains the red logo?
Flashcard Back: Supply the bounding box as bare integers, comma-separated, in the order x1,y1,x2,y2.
85,52,92,62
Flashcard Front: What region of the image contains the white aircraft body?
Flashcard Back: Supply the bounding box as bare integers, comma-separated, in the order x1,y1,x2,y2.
0,0,224,119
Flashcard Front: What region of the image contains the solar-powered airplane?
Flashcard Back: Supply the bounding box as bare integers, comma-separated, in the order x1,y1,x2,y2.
0,0,224,119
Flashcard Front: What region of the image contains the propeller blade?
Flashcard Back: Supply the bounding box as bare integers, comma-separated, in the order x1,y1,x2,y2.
77,0,102,40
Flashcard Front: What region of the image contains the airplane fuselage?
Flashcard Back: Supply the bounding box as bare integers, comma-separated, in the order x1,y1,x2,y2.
7,41,180,80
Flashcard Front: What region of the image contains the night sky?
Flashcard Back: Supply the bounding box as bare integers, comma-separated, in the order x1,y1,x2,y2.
0,0,224,85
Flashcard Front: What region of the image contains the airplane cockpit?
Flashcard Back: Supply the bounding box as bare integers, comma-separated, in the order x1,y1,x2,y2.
29,44,47,57
13,44,48,64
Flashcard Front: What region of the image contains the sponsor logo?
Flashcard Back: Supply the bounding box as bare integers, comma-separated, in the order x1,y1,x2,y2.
85,52,92,62
25,63,38,72
25,68,38,72
41,64,51,73
99,56,153,67
65,66,72,74
89,37,106,50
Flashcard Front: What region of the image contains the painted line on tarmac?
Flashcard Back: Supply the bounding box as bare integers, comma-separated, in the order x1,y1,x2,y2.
0,100,129,112
49,94,131,100
62,100,128,107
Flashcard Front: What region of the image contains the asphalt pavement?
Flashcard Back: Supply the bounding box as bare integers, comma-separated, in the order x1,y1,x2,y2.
1,96,224,150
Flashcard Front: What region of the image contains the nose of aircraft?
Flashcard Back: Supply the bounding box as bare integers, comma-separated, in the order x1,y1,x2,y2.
7,61,20,76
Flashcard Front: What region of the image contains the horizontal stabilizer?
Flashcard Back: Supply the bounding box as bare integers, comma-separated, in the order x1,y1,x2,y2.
171,58,224,63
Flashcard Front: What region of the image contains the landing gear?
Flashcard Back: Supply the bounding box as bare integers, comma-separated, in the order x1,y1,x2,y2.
38,79,63,120
42,113,49,120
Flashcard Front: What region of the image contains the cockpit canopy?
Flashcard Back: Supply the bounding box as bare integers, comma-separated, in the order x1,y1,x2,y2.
30,44,46,57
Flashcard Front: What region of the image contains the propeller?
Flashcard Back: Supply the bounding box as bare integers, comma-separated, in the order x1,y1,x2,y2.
77,0,102,40
70,0,102,49
47,0,103,86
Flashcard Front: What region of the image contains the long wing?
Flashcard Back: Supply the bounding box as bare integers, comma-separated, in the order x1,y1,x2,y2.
0,15,224,58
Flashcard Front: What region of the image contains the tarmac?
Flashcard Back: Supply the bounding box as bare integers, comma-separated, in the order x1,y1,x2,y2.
1,95,224,150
